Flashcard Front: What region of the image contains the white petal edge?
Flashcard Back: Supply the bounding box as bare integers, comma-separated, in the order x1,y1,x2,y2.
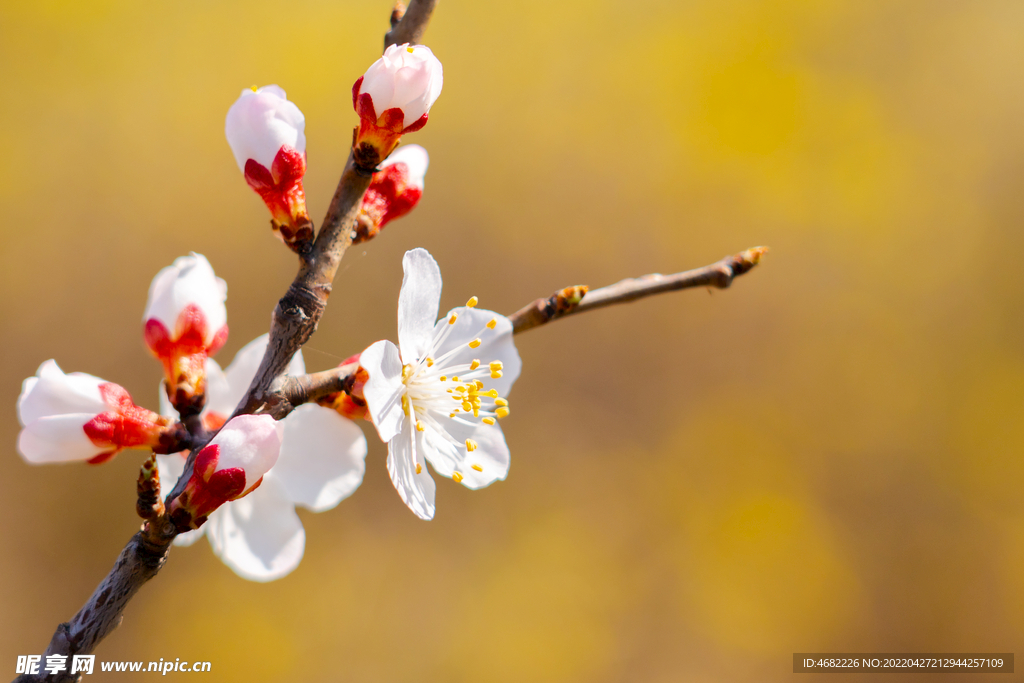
387,419,436,520
397,248,442,363
422,419,510,490
274,404,368,512
204,474,305,582
360,340,406,443
17,415,105,464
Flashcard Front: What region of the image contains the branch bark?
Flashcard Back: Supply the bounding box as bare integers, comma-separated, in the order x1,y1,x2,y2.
508,247,767,334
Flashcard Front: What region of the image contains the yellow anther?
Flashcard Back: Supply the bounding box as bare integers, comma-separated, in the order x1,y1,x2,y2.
491,370,503,379
474,380,485,390
472,464,483,472
440,376,447,381
466,296,479,308
402,364,414,380
452,376,459,382
469,359,480,370
416,463,422,474
462,401,473,412
416,420,425,432
453,471,464,483
483,389,498,398
401,394,410,414
407,46,415,53
466,439,478,452
473,407,480,417
495,398,508,407
489,361,503,372
469,338,482,349
446,388,453,393
449,412,457,418
449,314,458,325
496,407,510,419
483,417,496,425
250,85,259,92
486,319,497,330
456,385,466,393
426,357,434,367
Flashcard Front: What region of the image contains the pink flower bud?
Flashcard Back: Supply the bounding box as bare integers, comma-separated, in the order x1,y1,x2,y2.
143,253,228,415
225,86,312,247
17,360,172,465
168,414,282,531
351,44,443,170
357,144,429,240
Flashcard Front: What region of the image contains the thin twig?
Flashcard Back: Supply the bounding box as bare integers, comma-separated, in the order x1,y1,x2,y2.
508,247,768,334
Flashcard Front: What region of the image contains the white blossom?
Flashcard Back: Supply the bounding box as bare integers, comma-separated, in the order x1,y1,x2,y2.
158,335,367,581
361,248,521,520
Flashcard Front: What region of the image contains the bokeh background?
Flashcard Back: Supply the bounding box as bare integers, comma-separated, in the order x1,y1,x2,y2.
2,0,1024,680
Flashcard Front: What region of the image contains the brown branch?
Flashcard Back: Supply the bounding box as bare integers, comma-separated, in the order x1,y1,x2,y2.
385,0,437,48
509,247,768,334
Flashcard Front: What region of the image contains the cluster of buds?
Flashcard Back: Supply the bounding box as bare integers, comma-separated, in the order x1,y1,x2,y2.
354,144,429,243
352,44,443,172
225,86,312,249
143,253,228,416
166,415,281,532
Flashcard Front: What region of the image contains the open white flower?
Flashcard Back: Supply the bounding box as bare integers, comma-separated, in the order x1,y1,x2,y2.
361,248,521,520
158,335,368,581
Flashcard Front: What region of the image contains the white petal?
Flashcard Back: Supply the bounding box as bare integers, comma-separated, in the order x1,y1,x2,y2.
225,85,305,172
432,307,522,398
173,526,206,547
156,452,187,490
18,360,106,426
18,415,106,464
274,404,367,512
360,340,406,442
397,248,442,363
143,253,228,347
361,58,397,115
201,358,232,418
204,474,305,582
386,419,436,520
382,144,429,190
207,414,281,485
422,419,510,490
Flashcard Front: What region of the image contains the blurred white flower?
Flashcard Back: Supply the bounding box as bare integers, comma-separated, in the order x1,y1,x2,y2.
159,335,368,581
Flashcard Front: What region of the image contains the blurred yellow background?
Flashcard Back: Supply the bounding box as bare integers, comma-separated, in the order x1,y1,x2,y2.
2,0,1023,680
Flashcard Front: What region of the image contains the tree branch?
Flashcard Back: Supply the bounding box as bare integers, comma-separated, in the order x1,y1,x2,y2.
385,0,437,48
17,4,441,679
508,247,767,334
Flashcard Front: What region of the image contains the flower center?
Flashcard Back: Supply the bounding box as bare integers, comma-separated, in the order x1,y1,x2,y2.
398,296,511,476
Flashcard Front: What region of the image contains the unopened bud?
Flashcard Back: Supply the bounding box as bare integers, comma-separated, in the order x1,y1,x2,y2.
225,85,313,249
351,44,442,171
167,415,281,532
143,253,228,416
17,360,173,465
